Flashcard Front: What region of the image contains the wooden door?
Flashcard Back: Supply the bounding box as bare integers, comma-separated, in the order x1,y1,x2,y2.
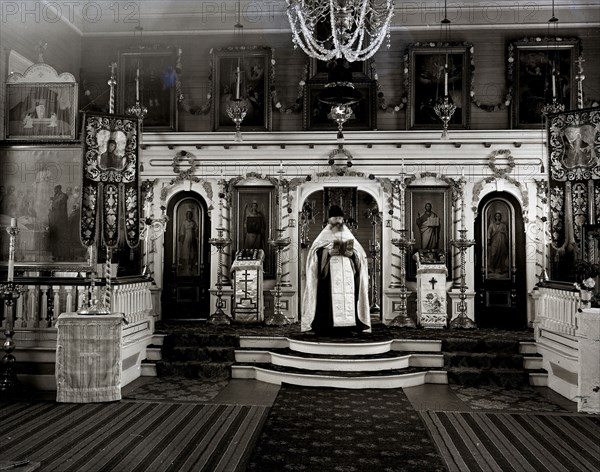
474,193,527,329
162,192,211,319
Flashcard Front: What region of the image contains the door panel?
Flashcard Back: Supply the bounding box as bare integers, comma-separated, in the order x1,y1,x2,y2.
162,193,211,319
475,193,527,329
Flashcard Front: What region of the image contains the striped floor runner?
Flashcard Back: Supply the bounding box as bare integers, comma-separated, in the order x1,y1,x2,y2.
422,411,600,472
0,401,268,472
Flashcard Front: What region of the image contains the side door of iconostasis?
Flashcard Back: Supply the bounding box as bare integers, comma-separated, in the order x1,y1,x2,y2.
474,193,527,329
162,192,211,319
299,188,382,319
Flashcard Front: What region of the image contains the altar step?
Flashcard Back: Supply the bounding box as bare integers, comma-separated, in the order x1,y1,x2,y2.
230,335,547,389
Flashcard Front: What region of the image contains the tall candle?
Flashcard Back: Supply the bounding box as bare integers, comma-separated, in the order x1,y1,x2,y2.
401,157,405,175
135,63,140,102
551,68,556,98
399,182,405,231
444,64,448,96
236,58,241,99
7,218,16,282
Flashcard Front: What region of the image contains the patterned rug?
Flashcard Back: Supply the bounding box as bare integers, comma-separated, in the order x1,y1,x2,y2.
422,411,600,472
123,376,229,403
449,385,573,413
246,384,446,472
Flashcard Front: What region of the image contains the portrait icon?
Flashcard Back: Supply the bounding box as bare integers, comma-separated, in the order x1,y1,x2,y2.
96,130,126,171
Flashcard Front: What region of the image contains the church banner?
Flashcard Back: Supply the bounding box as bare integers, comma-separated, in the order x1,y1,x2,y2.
547,107,600,278
80,113,140,249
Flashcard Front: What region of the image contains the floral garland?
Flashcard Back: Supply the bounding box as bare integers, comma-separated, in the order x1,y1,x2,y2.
170,150,200,185
488,150,515,177
370,53,408,113
270,49,308,113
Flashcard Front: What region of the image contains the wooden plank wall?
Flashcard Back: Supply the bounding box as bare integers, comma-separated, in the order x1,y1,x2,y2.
79,26,599,133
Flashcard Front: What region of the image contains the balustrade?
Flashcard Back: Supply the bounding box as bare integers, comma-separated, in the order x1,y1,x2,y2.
1,277,154,330
534,283,580,336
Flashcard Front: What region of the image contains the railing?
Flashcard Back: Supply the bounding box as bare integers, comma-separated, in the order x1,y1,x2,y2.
533,282,581,336
1,276,154,329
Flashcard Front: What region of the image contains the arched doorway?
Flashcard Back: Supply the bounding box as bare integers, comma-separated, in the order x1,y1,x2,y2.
162,192,211,319
474,192,527,329
298,188,382,323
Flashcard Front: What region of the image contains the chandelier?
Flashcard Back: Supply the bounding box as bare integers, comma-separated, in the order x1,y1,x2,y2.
286,0,395,62
433,2,456,140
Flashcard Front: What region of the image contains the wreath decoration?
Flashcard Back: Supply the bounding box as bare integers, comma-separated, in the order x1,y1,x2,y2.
488,150,516,177
171,150,199,185
271,49,308,113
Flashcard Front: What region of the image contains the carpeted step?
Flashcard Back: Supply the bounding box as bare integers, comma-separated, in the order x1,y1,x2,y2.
444,352,525,370
161,333,240,350
442,338,523,353
446,367,530,388
167,346,236,362
156,360,233,379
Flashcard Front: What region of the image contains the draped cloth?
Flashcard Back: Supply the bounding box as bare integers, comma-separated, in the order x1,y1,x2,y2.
301,225,371,333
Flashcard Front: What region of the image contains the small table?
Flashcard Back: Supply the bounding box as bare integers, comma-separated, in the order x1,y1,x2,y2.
55,312,123,403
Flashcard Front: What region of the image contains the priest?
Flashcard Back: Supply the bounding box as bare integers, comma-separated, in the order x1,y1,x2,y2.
301,205,371,334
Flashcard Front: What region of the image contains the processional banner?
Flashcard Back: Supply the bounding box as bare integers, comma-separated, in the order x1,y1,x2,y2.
547,107,600,277
80,113,140,249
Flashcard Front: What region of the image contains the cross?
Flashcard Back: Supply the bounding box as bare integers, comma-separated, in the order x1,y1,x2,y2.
429,277,437,290
109,62,117,78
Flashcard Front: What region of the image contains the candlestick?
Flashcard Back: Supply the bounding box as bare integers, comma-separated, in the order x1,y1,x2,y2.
551,68,556,98
135,62,140,102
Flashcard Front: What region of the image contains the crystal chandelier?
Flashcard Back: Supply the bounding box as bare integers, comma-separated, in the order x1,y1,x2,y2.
433,2,456,140
286,0,395,62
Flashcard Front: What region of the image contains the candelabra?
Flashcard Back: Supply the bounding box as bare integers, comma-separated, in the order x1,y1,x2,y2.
265,166,291,326
78,273,109,315
330,104,354,140
366,206,382,314
0,282,22,393
265,229,291,326
389,230,416,327
434,95,457,140
369,240,381,314
0,222,22,393
450,228,477,329
541,98,565,115
209,191,232,325
226,98,248,142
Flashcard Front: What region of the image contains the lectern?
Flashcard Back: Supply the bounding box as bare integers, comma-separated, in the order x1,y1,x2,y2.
415,250,448,328
231,249,265,323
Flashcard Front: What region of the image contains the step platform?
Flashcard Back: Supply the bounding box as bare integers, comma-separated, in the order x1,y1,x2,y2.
232,335,447,388
230,335,547,389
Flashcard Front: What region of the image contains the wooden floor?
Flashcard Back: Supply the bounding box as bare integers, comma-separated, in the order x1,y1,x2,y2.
0,378,590,472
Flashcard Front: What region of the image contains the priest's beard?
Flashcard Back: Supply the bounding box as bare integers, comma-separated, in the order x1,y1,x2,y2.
330,221,344,233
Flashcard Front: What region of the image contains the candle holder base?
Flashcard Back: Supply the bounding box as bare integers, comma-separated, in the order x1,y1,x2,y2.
0,284,22,395
388,313,416,328
369,302,381,314
208,307,231,326
264,311,289,326
0,341,21,394
450,313,477,330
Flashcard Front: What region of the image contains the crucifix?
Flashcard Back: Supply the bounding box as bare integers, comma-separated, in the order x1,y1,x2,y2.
429,277,437,290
